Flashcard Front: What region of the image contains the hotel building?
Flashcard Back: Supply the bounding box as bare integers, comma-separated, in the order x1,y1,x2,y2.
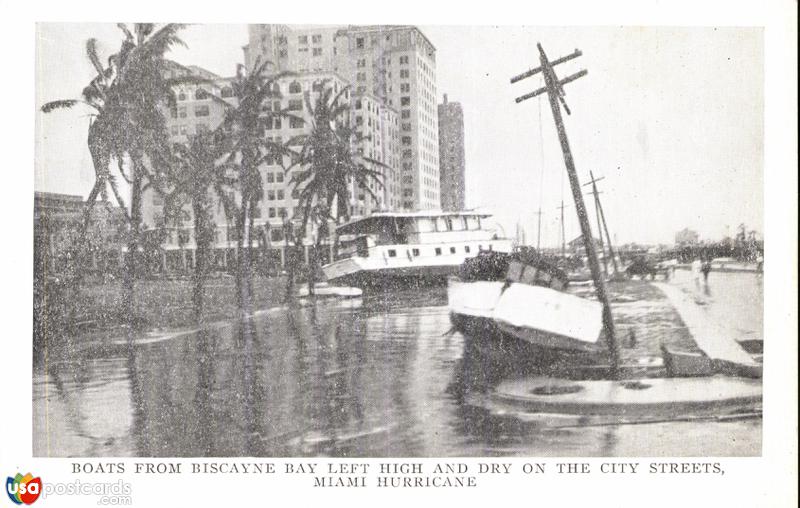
437,94,466,212
245,24,440,211
140,62,399,272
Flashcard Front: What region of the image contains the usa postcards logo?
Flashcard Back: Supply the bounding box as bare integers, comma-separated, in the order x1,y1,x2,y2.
5,474,41,505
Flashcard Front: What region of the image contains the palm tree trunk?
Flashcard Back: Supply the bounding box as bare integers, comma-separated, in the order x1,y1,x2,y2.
192,198,210,321
235,199,248,311
247,204,256,299
123,161,144,333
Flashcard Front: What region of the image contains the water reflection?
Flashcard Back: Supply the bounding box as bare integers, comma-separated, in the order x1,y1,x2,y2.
33,278,761,457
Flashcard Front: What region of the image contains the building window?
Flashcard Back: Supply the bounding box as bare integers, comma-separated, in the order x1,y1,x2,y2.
411,248,420,257
435,247,442,256
266,173,274,183
268,190,275,200
277,189,284,200
289,81,302,94
312,48,322,56
178,106,187,118
388,249,396,257
269,208,276,218
312,34,322,44
290,117,304,129
178,92,186,101
465,246,471,253
401,97,411,106
402,136,411,146
400,69,409,78
276,172,284,183
450,246,457,254
356,37,364,49
196,123,209,134
288,99,303,111
221,87,233,98
401,109,410,119
194,105,210,117
195,89,208,100
298,35,308,44
400,83,410,93
400,55,409,65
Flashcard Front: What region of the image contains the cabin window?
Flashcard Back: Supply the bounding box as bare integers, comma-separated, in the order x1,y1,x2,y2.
435,247,442,256
412,248,420,257
445,218,453,231
450,246,457,254
464,246,471,253
388,249,397,257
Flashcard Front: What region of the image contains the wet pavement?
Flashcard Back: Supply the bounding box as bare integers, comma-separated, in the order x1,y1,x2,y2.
33,273,762,457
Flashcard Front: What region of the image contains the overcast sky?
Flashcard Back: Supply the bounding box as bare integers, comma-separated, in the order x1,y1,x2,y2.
36,24,763,245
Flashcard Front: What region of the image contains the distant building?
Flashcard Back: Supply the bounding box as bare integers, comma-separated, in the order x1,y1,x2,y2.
245,24,440,211
438,94,465,211
675,228,699,246
567,234,603,256
34,192,126,275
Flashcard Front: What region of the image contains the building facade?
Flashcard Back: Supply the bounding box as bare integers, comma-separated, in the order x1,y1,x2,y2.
245,24,440,211
34,192,127,275
140,63,399,272
437,94,465,211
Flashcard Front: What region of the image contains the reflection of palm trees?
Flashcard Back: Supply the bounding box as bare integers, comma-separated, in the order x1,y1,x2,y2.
192,329,216,455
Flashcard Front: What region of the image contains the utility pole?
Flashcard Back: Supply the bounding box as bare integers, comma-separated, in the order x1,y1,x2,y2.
556,201,567,258
584,171,620,274
534,207,543,250
586,187,608,277
511,43,620,378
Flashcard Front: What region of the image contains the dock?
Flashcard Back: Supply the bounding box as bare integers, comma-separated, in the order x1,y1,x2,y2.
653,282,762,377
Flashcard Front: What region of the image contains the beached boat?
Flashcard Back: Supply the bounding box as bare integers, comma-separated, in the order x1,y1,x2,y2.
296,283,362,298
322,211,512,287
448,252,605,354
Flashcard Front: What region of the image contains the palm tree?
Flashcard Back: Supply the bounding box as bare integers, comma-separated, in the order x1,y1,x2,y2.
287,82,387,295
210,60,293,309
41,23,188,326
170,128,233,319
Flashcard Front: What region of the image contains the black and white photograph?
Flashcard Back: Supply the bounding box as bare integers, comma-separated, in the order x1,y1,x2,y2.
30,21,771,460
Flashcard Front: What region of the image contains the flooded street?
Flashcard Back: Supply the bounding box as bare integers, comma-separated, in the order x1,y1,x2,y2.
33,273,762,458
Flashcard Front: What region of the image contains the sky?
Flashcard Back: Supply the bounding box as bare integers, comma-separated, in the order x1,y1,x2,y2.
35,24,764,246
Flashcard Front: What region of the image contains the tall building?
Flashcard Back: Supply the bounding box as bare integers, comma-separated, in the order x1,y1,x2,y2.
245,24,440,211
140,62,399,272
438,94,465,211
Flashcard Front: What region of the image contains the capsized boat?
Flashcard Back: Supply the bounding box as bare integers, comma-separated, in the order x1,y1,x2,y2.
448,250,605,354
322,211,512,288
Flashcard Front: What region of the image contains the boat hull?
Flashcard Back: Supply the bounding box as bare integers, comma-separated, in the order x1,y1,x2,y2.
447,279,605,354
326,264,461,288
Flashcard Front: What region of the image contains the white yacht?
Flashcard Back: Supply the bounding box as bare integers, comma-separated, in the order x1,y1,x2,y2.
322,211,513,287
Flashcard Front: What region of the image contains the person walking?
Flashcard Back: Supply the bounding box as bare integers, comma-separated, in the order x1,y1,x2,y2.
701,257,712,285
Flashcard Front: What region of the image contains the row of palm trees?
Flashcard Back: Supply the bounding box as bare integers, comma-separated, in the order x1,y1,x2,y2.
41,23,385,327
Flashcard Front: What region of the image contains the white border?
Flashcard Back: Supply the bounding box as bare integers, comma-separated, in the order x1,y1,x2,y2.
1,1,796,507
